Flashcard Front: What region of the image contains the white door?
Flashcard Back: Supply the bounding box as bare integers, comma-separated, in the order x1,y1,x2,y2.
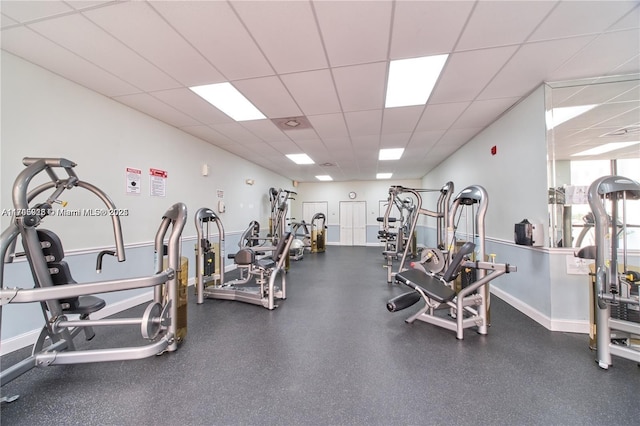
340,201,366,246
302,202,328,223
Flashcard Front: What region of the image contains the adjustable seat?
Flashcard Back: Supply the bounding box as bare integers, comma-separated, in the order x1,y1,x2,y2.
37,229,105,338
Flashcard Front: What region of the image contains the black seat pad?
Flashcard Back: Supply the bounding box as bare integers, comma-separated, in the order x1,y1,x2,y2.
64,296,106,315
396,269,456,303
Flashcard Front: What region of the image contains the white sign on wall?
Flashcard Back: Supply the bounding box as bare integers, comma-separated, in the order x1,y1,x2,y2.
150,168,167,197
126,167,141,195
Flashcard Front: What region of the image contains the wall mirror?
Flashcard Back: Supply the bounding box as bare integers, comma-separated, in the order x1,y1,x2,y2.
545,74,640,248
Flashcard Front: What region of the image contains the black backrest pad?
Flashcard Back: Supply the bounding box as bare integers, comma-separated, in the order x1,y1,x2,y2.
442,241,475,282
37,229,65,261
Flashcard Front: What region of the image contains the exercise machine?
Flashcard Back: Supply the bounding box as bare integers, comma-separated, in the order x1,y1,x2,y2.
268,187,296,245
0,158,187,400
387,185,517,339
378,192,417,263
380,182,454,283
195,207,294,310
310,213,327,253
576,175,639,369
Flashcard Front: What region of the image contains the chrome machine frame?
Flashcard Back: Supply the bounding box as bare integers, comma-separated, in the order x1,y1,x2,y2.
389,185,517,339
381,183,454,283
0,158,186,398
587,175,640,369
195,207,293,310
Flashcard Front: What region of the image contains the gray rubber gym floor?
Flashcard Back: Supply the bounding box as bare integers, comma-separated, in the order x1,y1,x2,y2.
1,246,638,425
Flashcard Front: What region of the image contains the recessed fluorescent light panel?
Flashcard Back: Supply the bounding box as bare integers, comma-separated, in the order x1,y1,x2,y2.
190,82,265,121
379,148,404,161
316,175,333,181
286,154,315,164
377,173,393,179
572,141,640,156
385,54,448,108
546,104,597,130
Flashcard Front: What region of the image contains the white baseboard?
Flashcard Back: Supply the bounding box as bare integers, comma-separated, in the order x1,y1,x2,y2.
491,286,589,334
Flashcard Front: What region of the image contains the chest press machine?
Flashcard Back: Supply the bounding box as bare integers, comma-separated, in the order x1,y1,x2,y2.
387,185,517,340
1,158,187,400
195,207,293,310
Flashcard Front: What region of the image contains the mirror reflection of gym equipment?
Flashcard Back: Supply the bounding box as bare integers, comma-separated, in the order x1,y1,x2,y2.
388,185,518,340
194,207,293,310
575,175,640,369
0,158,187,401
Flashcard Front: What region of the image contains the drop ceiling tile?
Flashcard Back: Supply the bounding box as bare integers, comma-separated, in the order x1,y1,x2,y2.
281,70,341,115
233,76,302,118
151,88,234,125
114,93,201,127
382,106,424,134
307,114,349,139
351,135,379,150
480,36,596,100
268,140,302,155
551,29,640,81
415,102,470,131
1,13,19,28
282,128,319,142
0,0,72,23
239,142,280,155
332,62,387,112
65,1,116,11
323,137,355,150
380,133,411,147
211,122,264,145
295,139,331,157
613,54,640,75
1,27,138,96
453,97,520,129
231,0,327,74
240,120,288,143
457,1,555,50
151,1,274,81
179,125,236,146
390,1,474,59
434,128,483,153
28,13,179,91
430,46,519,103
608,4,640,30
84,2,223,87
530,1,638,41
408,130,446,149
344,110,383,137
314,0,391,67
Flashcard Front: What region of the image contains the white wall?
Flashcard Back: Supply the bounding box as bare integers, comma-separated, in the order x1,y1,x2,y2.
423,86,549,242
292,179,422,244
0,52,291,351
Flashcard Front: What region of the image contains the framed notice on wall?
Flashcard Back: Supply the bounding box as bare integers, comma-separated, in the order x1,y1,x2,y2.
150,168,167,197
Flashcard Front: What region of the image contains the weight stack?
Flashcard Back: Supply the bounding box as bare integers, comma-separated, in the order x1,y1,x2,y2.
163,256,189,344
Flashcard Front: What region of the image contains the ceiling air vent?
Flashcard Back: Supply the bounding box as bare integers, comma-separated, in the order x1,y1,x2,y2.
272,116,313,131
